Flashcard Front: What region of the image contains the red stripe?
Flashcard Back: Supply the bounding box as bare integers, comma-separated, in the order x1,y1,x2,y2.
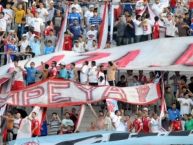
115,50,140,67
36,55,65,70
40,107,47,127
0,78,9,92
175,44,193,65
0,78,9,86
98,3,107,49
75,52,110,65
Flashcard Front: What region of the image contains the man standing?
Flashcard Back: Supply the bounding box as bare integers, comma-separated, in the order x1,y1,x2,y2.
24,58,39,86
107,61,117,86
142,108,151,133
168,103,180,121
30,112,40,137
48,112,61,135
96,111,105,130
69,63,78,82
80,61,89,84
88,61,98,86
110,110,126,131
13,112,22,140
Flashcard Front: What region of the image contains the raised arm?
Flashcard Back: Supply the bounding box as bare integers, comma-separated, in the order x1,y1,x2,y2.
24,58,31,69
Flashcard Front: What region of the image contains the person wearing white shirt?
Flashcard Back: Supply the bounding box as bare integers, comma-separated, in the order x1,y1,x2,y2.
98,65,107,86
3,3,13,31
80,61,89,84
84,5,94,27
162,13,177,37
150,113,162,133
73,41,85,53
88,61,98,86
31,12,44,35
110,110,127,131
133,15,143,43
142,14,154,41
37,2,48,23
151,0,164,16
86,39,98,52
86,25,98,48
70,0,82,14
19,34,29,53
0,12,7,32
177,89,193,115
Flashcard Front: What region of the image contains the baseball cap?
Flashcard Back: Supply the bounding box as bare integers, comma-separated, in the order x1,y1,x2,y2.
143,107,148,111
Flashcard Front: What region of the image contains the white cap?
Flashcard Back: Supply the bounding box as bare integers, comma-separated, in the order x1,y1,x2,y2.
89,5,94,8
143,107,148,111
22,34,27,37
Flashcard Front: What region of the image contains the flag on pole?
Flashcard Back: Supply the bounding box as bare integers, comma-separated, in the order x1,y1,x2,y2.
98,3,109,49
17,106,44,139
106,99,119,113
74,105,86,132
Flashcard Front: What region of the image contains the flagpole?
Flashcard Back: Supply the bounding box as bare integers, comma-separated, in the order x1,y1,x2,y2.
110,4,114,43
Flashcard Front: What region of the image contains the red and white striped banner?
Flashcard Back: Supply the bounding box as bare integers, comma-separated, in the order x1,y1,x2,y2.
98,3,109,49
3,79,161,107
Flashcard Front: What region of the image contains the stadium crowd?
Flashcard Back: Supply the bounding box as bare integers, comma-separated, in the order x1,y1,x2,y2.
0,0,192,65
0,0,193,143
2,59,193,141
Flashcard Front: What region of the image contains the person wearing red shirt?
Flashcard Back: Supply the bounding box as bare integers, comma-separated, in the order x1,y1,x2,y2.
49,61,58,78
63,30,73,51
31,2,37,16
30,112,40,137
170,0,176,13
138,70,147,84
142,108,151,133
153,16,160,39
132,111,143,133
170,117,182,131
189,0,193,18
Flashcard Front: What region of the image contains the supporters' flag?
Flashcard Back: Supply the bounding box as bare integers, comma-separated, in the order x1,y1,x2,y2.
55,6,69,52
159,75,167,122
137,0,146,15
147,4,164,27
74,104,86,132
98,3,109,49
106,99,119,113
0,63,15,95
0,104,6,116
17,106,43,139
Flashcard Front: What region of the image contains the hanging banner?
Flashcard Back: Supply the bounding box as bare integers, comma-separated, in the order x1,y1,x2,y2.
1,79,161,107
0,37,193,78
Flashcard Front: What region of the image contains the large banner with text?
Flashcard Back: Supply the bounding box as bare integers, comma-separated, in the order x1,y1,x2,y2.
0,79,161,107
0,37,193,77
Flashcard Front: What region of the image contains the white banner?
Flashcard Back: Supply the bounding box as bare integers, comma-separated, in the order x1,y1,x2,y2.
3,79,161,107
0,37,193,78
